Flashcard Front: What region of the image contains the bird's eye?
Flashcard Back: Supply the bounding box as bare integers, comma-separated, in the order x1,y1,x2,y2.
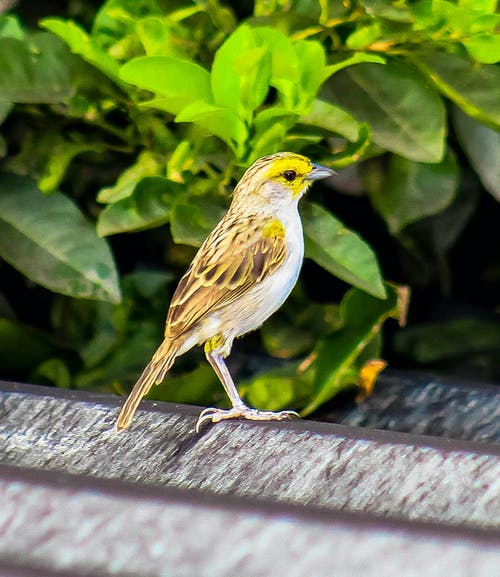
283,170,297,182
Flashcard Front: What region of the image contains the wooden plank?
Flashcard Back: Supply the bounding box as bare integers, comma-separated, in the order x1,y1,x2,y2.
0,464,498,577
326,370,500,443
0,560,90,577
0,380,499,531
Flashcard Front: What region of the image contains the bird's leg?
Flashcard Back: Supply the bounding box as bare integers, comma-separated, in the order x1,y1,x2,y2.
196,339,299,432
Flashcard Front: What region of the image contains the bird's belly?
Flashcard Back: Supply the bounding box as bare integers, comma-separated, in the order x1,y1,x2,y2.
233,264,300,336
219,230,304,339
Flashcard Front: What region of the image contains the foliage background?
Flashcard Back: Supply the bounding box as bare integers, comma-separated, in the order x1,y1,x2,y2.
0,0,499,416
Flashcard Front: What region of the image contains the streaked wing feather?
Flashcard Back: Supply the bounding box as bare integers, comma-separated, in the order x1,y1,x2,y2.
165,215,285,338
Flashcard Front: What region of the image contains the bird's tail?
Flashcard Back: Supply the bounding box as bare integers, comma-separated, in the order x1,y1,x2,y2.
115,339,178,431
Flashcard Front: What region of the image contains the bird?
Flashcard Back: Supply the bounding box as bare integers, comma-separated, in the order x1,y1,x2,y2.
115,152,335,432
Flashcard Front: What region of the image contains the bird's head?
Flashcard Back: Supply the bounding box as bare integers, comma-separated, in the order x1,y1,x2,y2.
234,152,335,208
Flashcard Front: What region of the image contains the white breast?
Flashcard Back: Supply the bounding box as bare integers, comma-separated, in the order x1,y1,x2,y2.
221,203,304,340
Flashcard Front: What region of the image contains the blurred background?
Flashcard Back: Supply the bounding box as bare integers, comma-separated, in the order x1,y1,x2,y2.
0,0,499,416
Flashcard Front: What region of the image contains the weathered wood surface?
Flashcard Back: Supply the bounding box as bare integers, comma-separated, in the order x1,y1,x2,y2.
0,380,499,577
0,464,498,577
0,560,85,577
0,380,499,528
325,370,500,443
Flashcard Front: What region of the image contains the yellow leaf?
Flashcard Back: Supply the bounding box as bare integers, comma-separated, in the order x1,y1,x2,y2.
356,359,387,401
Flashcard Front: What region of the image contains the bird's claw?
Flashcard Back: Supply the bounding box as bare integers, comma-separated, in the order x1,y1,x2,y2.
195,405,299,433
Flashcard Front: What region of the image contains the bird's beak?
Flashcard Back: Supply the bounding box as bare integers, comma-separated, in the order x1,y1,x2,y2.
306,162,337,181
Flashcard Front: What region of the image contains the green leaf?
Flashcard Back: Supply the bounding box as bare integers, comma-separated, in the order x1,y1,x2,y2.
323,60,446,162
253,107,299,133
167,140,195,181
0,173,121,303
3,128,59,179
75,323,159,390
393,317,500,363
421,0,474,36
323,52,386,81
242,363,310,412
72,302,118,368
367,0,413,21
97,151,165,204
97,177,185,236
33,358,72,388
0,102,13,124
302,283,401,416
72,269,173,389
299,98,361,141
261,320,314,360
0,15,25,40
81,270,173,370
302,201,386,299
39,141,107,194
318,123,372,169
293,39,327,109
0,318,57,377
369,153,460,234
283,132,323,151
150,365,220,405
122,268,174,301
248,122,288,162
253,27,298,108
261,298,340,359
458,0,498,12
176,101,248,151
413,51,500,129
453,107,500,200
236,46,271,115
171,200,226,247
136,16,188,57
463,34,500,64
346,23,382,50
92,0,162,47
202,1,236,32
0,33,75,103
41,18,122,83
119,56,211,114
211,24,271,120
469,13,500,34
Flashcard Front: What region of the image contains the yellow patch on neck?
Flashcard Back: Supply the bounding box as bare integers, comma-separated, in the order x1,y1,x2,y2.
262,219,285,239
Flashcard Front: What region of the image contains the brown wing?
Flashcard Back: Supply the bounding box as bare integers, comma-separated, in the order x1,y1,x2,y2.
165,213,286,339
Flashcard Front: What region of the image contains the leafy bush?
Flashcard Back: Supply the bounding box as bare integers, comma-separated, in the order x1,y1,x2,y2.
0,0,499,413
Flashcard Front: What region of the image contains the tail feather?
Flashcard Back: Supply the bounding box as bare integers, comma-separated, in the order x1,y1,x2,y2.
115,340,177,431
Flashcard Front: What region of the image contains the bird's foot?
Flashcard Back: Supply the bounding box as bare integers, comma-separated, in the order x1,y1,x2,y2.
195,405,299,433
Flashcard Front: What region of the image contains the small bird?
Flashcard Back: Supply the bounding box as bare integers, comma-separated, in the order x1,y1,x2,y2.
116,152,335,432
